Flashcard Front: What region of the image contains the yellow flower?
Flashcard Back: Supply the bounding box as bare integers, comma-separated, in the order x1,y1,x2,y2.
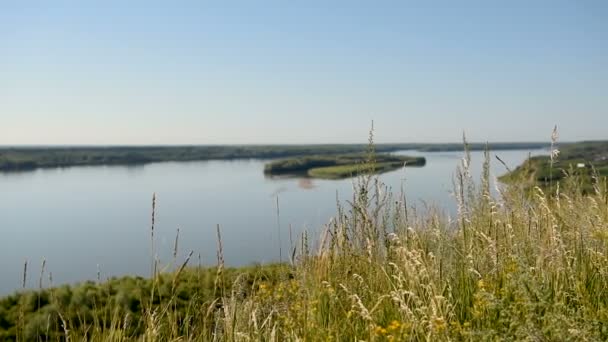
388,320,401,330
374,326,388,335
433,317,447,332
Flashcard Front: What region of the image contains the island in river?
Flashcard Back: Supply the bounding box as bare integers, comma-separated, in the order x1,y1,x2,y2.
263,154,426,179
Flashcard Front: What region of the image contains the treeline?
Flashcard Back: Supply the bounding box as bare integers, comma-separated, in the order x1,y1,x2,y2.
0,142,548,171
501,140,608,191
264,154,425,179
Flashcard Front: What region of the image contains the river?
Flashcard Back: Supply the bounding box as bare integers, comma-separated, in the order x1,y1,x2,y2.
0,149,544,295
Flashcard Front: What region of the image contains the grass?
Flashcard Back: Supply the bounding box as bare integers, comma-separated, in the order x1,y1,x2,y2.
0,143,545,172
264,154,425,179
0,264,290,341
307,161,417,179
500,140,608,192
1,134,607,341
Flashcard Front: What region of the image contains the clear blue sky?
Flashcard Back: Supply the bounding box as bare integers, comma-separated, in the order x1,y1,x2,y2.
1,1,607,145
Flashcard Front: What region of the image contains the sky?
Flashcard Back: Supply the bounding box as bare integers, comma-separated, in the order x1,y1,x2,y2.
1,1,607,145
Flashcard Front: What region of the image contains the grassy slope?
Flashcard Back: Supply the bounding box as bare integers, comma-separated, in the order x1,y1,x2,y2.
501,140,608,191
2,148,608,341
0,143,544,171
264,154,425,179
0,265,289,341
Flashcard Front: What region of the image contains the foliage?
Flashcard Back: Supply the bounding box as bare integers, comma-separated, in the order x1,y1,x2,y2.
0,265,290,341
0,143,545,172
501,140,608,192
1,139,607,341
264,154,425,179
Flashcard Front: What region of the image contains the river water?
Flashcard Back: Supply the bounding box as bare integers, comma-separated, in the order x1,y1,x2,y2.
0,149,544,295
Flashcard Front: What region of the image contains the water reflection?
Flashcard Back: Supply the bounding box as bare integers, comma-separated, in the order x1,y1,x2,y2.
298,178,316,190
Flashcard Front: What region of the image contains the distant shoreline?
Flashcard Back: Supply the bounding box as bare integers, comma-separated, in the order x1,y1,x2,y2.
499,140,608,191
0,143,549,172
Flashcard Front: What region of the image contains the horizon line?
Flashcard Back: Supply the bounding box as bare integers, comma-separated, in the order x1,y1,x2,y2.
0,141,576,149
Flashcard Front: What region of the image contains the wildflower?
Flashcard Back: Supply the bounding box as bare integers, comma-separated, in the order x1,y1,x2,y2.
433,317,447,332
374,326,388,335
388,320,401,331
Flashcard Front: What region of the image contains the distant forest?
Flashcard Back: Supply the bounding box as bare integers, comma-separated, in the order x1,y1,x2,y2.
0,143,548,171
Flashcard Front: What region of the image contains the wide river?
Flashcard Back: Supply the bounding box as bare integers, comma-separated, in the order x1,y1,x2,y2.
0,149,544,295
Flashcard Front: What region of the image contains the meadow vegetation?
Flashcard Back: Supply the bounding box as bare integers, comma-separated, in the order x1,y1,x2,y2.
1,134,607,341
501,140,608,192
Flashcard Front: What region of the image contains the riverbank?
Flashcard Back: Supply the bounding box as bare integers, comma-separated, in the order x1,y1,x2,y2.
500,140,608,191
0,143,546,171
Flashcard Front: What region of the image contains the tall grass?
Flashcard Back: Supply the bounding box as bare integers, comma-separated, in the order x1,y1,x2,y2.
1,130,607,341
